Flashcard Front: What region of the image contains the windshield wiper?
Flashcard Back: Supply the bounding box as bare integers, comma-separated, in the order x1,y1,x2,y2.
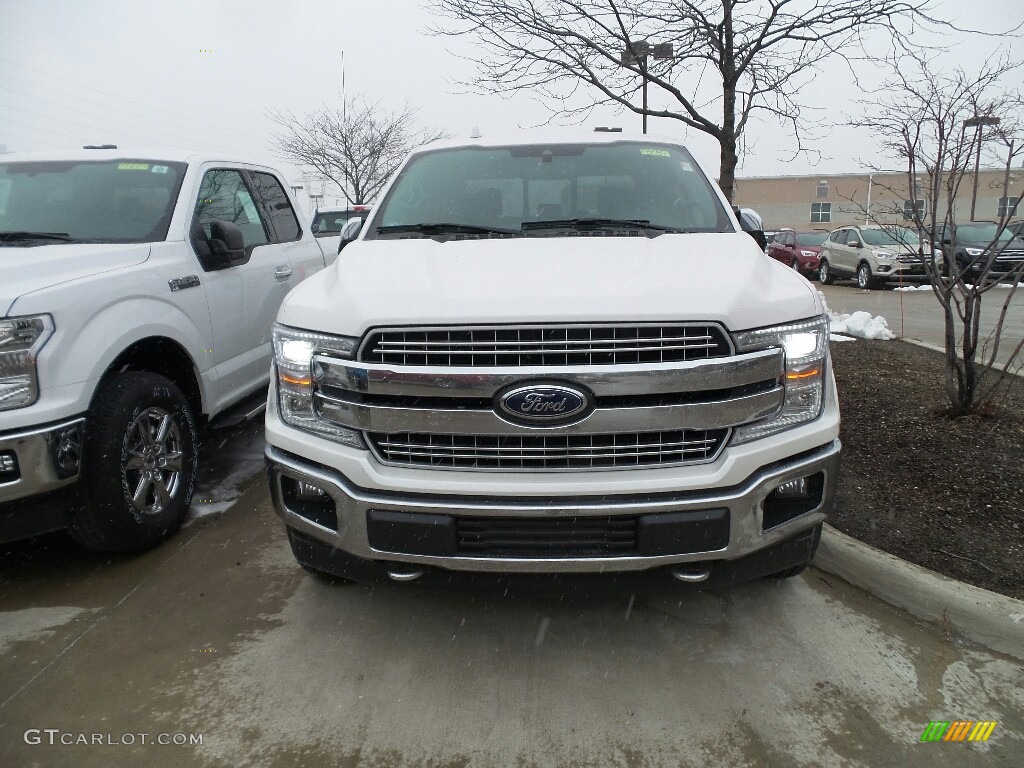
520,218,685,233
0,230,78,242
376,223,520,237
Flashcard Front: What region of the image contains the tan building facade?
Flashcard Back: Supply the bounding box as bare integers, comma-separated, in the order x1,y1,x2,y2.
733,169,1021,232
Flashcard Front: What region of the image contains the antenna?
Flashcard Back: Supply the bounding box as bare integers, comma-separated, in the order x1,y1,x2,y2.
341,50,346,122
470,126,482,139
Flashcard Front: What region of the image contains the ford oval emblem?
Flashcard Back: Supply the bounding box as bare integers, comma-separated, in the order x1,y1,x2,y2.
497,384,591,426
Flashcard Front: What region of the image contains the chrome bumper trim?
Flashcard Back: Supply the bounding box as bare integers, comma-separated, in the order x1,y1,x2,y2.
0,417,85,504
315,348,783,398
266,439,841,574
315,386,784,435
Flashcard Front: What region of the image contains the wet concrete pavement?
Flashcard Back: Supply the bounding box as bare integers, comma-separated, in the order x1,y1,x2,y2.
819,283,1024,367
1,422,1022,767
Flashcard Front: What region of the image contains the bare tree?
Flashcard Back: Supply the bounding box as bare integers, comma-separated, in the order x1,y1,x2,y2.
268,97,448,206
430,0,946,202
854,53,1024,415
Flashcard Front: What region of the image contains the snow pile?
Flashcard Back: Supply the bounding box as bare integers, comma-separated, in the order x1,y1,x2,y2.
819,291,896,341
829,310,896,340
893,284,935,292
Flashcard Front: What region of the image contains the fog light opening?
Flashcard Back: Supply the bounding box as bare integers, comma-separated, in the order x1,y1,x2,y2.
773,477,809,500
280,476,338,531
762,473,825,531
0,450,19,483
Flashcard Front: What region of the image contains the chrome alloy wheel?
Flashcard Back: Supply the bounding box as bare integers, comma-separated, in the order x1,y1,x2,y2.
122,407,184,516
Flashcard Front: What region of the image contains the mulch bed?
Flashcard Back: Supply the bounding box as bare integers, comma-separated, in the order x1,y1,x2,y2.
829,339,1024,600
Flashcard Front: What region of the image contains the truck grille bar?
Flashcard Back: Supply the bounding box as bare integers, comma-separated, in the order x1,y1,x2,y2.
361,324,732,367
367,429,728,470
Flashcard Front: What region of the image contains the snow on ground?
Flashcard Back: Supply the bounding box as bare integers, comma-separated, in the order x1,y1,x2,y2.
893,285,935,292
819,291,896,341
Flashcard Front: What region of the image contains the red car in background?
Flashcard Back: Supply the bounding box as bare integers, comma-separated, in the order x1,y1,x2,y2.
767,229,828,278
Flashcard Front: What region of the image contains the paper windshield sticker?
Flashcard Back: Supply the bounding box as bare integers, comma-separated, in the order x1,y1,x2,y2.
151,165,170,174
117,162,150,171
639,148,671,157
679,161,694,172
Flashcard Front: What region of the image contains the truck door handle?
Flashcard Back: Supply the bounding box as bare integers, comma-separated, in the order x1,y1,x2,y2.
275,266,293,281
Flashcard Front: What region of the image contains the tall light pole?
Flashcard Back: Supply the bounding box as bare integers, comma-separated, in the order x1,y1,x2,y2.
963,115,1001,222
620,41,674,134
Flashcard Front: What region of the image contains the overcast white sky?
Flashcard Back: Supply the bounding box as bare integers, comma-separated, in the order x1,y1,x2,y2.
1,0,1020,204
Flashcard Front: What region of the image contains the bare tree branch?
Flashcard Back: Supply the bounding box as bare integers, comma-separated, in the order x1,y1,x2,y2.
267,97,448,206
851,53,1024,415
428,0,971,201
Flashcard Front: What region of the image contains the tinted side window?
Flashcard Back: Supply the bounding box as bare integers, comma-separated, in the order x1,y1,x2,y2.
194,169,269,251
250,171,300,242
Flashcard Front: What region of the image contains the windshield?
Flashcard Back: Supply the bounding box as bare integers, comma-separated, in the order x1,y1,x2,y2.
0,159,187,244
311,209,367,236
860,228,919,247
370,142,731,237
795,231,827,246
955,222,1018,243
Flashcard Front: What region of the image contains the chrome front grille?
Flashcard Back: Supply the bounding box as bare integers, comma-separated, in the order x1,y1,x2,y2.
360,324,732,367
368,429,729,470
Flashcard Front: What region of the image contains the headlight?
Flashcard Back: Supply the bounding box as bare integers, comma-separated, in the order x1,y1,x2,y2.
0,315,54,411
873,250,893,260
965,247,984,257
800,250,817,258
272,323,365,449
731,316,828,444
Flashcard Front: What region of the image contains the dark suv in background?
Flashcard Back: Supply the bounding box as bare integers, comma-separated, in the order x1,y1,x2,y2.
936,222,1024,279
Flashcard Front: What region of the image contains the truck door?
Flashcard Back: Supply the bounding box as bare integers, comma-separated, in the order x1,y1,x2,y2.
190,166,293,412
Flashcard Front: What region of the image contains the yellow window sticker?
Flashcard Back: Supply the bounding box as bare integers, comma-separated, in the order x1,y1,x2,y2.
639,148,671,157
117,162,150,171
151,165,170,174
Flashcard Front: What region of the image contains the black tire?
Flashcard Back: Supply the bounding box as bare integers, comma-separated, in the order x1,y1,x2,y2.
856,261,876,290
70,372,197,552
818,259,833,285
765,524,822,580
790,258,801,272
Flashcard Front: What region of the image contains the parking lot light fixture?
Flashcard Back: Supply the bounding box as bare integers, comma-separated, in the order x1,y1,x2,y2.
619,40,674,134
963,115,1001,222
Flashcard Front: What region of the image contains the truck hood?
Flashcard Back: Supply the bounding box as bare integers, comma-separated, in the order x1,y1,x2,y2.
278,233,822,336
1,243,151,317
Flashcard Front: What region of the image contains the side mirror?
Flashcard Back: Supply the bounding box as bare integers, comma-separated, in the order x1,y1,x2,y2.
338,217,363,254
847,239,861,248
197,219,247,270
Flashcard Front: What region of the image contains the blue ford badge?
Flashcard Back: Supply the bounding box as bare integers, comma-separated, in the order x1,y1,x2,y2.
498,384,590,425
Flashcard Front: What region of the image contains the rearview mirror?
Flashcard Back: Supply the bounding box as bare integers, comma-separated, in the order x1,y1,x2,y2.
847,239,861,248
338,217,363,254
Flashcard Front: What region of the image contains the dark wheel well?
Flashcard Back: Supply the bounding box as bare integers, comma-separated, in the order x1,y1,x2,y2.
104,338,204,423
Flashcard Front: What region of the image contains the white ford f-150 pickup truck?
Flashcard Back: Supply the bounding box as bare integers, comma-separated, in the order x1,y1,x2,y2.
0,149,324,551
265,132,841,590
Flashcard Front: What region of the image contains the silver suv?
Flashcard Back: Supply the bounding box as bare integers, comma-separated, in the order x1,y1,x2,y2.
817,225,925,289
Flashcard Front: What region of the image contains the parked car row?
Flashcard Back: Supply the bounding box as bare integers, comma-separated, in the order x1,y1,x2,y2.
798,221,1024,289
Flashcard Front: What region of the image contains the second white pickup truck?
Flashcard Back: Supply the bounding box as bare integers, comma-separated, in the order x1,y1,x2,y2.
265,132,841,590
0,149,324,551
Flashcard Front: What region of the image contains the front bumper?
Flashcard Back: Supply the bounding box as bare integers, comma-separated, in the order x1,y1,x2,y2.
266,438,841,582
0,417,84,504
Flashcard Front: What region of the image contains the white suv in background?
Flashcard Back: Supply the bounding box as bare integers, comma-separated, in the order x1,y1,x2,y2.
817,225,926,289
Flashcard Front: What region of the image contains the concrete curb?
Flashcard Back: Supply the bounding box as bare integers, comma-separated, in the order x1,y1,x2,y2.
813,524,1024,661
899,337,1024,379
